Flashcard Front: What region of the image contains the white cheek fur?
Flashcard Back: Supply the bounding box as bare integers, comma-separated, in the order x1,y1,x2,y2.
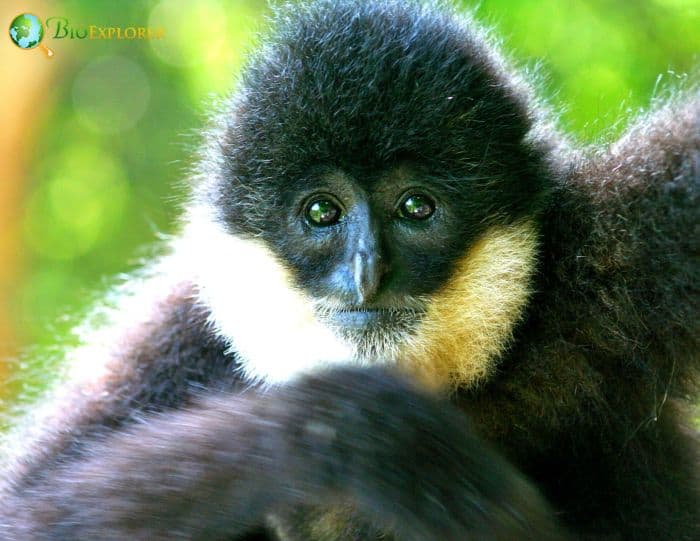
178,207,357,385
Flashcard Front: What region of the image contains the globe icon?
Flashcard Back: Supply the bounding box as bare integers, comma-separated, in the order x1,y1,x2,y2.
9,13,44,50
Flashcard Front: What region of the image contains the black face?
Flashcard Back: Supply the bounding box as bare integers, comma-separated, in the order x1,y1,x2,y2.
211,0,553,331
275,165,485,308
279,164,483,331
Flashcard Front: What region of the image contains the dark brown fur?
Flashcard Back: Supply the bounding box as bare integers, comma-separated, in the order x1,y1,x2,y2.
461,94,700,539
1,2,698,540
2,315,563,540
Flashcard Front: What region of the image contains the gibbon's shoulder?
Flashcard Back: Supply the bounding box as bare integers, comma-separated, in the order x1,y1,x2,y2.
468,90,699,446
534,89,699,399
0,263,238,494
547,90,698,345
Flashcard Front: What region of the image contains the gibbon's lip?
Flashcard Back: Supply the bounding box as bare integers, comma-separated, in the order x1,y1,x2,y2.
332,309,391,327
336,307,390,312
327,307,419,329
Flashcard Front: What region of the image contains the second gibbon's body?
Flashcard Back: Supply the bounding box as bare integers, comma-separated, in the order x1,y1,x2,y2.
1,1,699,540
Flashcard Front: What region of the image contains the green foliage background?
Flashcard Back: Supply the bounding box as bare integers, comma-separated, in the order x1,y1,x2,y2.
3,0,699,407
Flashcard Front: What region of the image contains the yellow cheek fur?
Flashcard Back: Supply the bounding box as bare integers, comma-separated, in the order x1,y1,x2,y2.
399,220,538,391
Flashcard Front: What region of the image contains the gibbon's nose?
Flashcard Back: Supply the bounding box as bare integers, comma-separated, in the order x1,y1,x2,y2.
353,248,385,304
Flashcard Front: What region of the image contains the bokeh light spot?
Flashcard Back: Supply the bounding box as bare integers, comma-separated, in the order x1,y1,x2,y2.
72,56,151,134
149,0,228,68
23,144,130,261
18,267,81,343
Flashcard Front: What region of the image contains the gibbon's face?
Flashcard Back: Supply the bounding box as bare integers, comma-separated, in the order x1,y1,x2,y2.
186,0,550,390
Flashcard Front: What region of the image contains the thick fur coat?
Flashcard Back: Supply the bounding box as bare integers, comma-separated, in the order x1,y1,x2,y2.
0,1,698,540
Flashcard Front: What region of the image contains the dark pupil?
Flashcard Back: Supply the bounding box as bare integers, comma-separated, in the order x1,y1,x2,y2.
402,194,434,219
307,200,340,225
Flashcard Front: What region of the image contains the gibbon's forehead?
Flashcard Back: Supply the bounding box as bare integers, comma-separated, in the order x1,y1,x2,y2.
217,0,549,233
232,0,530,169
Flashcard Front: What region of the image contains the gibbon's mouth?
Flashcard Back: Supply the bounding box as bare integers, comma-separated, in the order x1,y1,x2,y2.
334,308,390,327
323,307,423,330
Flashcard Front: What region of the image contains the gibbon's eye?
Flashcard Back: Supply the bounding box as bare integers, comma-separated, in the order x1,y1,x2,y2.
306,198,342,226
397,193,436,220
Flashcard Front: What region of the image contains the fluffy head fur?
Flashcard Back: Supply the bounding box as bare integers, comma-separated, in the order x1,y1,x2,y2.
204,0,549,231
186,0,553,389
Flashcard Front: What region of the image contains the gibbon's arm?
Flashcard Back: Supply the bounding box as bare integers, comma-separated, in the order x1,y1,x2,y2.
1,368,567,541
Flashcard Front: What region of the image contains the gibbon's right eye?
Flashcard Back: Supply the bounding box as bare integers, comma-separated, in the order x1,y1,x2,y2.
397,192,436,221
306,198,342,226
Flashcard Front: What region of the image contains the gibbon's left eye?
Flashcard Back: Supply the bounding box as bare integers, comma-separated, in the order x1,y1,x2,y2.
397,193,436,220
306,198,342,226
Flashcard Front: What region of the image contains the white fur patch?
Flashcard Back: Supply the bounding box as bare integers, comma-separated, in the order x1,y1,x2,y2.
179,207,356,385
